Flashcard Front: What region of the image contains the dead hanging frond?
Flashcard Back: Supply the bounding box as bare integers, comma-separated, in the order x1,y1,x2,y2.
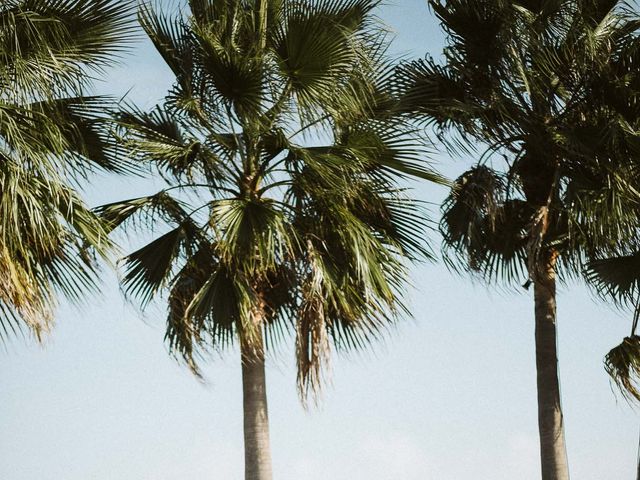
605,306,640,404
239,285,270,364
295,290,331,406
0,244,53,341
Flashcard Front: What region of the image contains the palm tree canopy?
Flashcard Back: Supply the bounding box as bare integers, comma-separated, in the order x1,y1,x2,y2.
396,0,640,282
101,0,437,397
0,0,135,340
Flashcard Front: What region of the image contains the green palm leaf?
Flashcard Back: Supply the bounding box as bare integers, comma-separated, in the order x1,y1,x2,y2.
0,0,135,341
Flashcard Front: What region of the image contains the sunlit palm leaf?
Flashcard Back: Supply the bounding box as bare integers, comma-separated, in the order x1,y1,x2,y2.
0,0,135,340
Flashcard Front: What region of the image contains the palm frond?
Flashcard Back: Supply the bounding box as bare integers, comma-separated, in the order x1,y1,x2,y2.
605,333,640,403
586,252,640,304
0,0,136,97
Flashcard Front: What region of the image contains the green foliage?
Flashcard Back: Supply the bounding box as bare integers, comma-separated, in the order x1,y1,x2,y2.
604,334,640,403
105,0,437,398
587,251,640,304
395,0,640,399
587,250,640,403
0,0,135,340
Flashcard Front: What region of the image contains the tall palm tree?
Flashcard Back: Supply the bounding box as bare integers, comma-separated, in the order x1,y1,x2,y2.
0,0,134,340
99,1,437,479
395,1,640,478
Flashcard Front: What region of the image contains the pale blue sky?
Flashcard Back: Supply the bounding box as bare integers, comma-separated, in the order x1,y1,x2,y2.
1,1,638,479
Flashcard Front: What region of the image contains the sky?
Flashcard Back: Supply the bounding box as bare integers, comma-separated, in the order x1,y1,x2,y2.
1,1,639,479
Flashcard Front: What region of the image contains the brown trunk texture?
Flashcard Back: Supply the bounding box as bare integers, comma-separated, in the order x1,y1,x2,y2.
534,252,570,480
241,332,273,480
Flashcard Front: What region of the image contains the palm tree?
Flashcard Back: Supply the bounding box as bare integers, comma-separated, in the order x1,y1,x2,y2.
0,0,134,340
395,1,640,478
99,1,437,479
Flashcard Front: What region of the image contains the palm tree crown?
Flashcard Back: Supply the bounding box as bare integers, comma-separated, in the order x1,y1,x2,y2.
101,0,435,396
398,0,640,284
0,0,134,340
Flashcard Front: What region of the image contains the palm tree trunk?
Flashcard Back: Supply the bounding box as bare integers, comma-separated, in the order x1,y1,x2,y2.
636,427,640,480
534,251,569,480
257,0,268,51
241,330,273,480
